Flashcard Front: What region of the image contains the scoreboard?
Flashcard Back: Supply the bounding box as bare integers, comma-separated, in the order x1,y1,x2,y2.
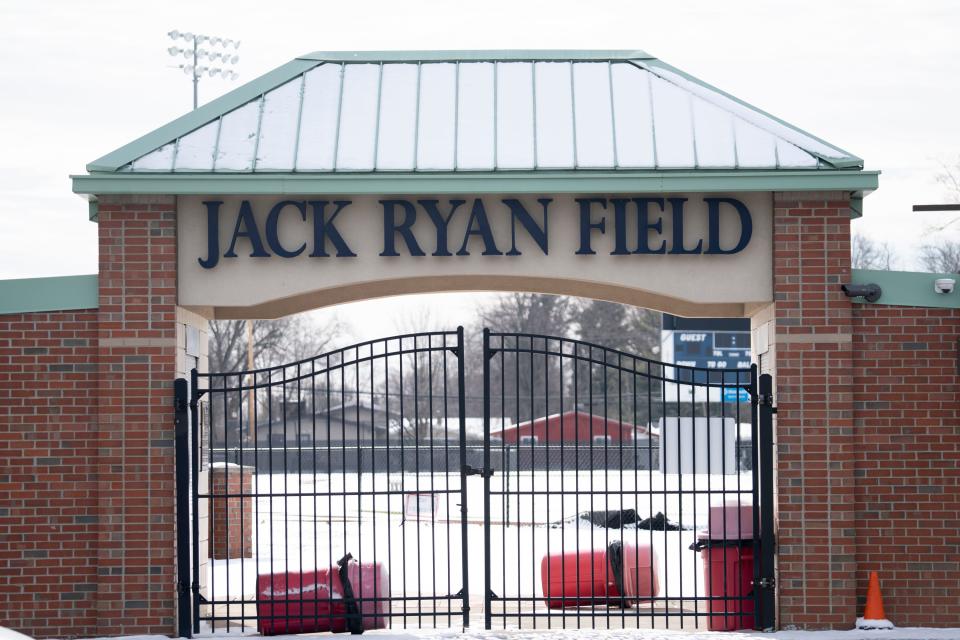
660,315,752,403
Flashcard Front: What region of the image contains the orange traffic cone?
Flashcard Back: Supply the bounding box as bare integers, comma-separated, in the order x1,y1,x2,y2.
856,571,893,630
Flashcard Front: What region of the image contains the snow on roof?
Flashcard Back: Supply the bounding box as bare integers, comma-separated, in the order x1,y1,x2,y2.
91,51,862,175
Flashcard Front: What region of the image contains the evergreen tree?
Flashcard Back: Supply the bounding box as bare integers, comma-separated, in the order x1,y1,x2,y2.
571,299,662,427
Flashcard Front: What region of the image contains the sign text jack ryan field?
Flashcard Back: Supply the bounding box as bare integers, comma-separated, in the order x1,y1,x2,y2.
196,196,754,268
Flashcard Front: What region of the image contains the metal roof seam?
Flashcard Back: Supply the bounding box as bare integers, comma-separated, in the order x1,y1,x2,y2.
453,62,460,171
531,62,539,170
250,93,266,172
412,62,423,171
730,103,740,170
607,61,619,170
645,66,659,169
170,131,181,173
291,71,308,173
372,62,385,171
772,129,781,170
493,62,499,171
686,85,699,170
210,115,223,171
569,61,579,169
332,63,346,172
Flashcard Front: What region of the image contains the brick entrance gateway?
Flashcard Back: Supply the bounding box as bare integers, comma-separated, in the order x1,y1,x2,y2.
1,51,958,636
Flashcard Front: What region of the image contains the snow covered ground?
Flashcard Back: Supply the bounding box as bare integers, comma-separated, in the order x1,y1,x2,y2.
204,468,761,632
54,627,960,640
208,469,755,604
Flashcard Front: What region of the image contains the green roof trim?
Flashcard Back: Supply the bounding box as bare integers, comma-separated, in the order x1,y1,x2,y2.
0,274,99,315
297,49,655,63
850,269,960,309
73,169,879,196
86,57,322,173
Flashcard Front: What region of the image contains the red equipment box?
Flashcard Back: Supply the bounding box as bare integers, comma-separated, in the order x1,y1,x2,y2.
256,559,389,635
541,541,658,609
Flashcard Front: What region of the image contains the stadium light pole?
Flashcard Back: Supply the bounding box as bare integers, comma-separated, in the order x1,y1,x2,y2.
167,29,241,109
168,30,251,442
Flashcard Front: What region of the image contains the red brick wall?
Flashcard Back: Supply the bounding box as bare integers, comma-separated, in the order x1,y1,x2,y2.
209,465,254,560
851,305,960,627
772,192,857,628
95,196,178,635
0,309,100,638
2,190,958,634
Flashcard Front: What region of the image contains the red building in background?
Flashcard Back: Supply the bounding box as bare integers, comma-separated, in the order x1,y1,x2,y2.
490,410,649,444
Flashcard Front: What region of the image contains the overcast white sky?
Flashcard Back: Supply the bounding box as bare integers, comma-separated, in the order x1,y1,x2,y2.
1,0,958,337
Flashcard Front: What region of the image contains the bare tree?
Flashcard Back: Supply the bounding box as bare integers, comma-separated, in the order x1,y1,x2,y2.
206,313,342,444
935,157,960,204
918,158,960,235
920,239,960,273
571,299,662,423
902,161,960,272
389,306,451,441
575,299,660,360
471,293,572,425
851,233,896,270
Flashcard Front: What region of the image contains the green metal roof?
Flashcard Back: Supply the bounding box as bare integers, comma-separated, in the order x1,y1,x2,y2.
73,49,875,199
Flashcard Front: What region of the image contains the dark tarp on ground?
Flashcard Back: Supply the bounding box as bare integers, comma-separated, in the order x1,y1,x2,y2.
550,510,691,530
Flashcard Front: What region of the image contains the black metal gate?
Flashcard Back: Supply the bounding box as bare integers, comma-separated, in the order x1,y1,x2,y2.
176,330,470,635
175,327,775,635
481,330,775,631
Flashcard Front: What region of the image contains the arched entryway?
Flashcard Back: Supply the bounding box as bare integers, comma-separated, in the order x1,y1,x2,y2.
61,50,886,637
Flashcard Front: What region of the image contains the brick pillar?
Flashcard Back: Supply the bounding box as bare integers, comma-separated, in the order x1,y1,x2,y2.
96,195,178,634
208,464,255,559
768,191,857,628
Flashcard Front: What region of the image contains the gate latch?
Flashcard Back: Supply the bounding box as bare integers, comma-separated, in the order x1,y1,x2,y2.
463,465,493,478
753,577,776,589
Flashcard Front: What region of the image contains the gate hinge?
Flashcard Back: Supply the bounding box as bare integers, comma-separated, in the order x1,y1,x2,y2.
753,577,776,589
177,580,190,594
463,465,493,478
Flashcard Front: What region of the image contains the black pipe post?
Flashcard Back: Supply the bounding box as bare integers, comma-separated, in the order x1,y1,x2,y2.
758,373,777,631
174,377,193,638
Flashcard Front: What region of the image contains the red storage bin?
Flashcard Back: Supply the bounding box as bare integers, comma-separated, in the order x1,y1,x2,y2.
541,542,658,608
256,559,389,634
695,538,754,631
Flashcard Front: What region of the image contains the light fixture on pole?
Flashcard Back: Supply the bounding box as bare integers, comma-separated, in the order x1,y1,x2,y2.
167,29,241,109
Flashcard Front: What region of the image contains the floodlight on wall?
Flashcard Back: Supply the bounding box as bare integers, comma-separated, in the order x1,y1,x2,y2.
167,29,241,109
840,283,882,303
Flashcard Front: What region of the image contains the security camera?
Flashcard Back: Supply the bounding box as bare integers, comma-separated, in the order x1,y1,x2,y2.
840,283,882,302
934,278,956,294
